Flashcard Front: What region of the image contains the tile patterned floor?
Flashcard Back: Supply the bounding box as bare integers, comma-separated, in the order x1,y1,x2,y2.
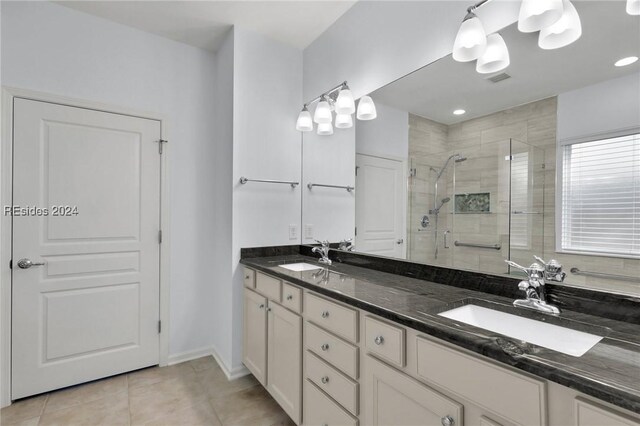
1,357,295,426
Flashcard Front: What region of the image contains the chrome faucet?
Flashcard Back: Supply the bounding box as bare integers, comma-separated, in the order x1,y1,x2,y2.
505,256,565,315
338,238,355,252
312,240,332,265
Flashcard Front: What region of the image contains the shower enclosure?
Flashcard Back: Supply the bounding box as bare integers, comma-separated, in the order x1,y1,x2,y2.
408,139,545,275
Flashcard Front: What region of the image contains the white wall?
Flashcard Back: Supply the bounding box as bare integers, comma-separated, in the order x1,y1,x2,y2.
356,102,408,160
212,29,235,369
231,27,303,371
1,1,217,357
557,72,640,142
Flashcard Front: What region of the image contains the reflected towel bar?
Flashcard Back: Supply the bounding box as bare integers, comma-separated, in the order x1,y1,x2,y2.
454,241,502,250
307,183,354,192
239,177,299,188
570,268,638,282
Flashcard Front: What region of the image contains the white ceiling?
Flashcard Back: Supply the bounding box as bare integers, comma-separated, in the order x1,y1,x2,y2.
55,0,357,52
373,1,640,125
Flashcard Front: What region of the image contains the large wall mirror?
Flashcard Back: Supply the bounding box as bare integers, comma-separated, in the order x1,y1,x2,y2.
302,2,639,294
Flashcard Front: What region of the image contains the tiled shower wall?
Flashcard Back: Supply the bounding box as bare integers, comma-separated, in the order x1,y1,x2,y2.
408,97,639,294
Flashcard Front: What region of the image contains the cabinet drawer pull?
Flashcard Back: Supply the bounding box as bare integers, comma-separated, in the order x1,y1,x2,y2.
321,310,330,318
286,294,293,300
441,415,454,426
266,307,272,312
321,343,330,351
245,275,250,279
374,335,384,345
321,376,330,384
258,304,265,309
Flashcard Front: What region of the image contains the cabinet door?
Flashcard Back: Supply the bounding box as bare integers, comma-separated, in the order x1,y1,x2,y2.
243,289,268,386
575,398,640,426
364,355,463,426
268,302,302,424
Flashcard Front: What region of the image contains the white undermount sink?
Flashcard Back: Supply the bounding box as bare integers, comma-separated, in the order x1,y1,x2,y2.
278,262,322,272
438,304,603,357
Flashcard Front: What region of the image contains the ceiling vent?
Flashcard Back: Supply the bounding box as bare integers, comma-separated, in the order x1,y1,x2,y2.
487,73,511,83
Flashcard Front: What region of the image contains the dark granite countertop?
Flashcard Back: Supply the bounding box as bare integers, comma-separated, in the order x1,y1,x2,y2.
240,254,640,414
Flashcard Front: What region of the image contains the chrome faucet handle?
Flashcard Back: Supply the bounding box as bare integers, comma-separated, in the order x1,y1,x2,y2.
505,260,531,275
534,256,566,282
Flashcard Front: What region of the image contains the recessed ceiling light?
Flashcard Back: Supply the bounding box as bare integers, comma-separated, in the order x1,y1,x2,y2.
615,56,639,67
453,109,466,115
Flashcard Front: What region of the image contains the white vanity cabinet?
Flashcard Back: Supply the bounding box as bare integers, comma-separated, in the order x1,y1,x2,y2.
242,268,302,424
363,355,463,426
242,267,640,426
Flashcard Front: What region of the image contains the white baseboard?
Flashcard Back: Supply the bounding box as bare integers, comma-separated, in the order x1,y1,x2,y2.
167,345,250,381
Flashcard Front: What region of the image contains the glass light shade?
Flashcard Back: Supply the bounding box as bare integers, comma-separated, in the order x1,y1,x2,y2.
313,100,332,124
295,108,313,132
335,89,356,115
538,0,581,50
627,0,640,15
335,113,353,129
317,122,334,136
476,33,510,74
452,13,487,62
357,96,377,121
518,0,564,33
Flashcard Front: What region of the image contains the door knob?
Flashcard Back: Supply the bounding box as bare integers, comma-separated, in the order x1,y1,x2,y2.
17,258,45,269
396,239,404,244
441,415,455,426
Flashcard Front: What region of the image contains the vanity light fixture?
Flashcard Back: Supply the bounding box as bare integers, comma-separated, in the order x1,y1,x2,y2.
627,0,640,15
476,33,510,73
357,96,377,120
313,95,333,124
335,113,354,129
518,0,564,33
296,105,314,132
538,0,582,50
453,109,466,115
297,81,377,134
335,83,356,115
317,122,334,136
452,7,487,62
615,56,639,67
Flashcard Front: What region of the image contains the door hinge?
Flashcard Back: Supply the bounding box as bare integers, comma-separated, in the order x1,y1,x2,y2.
8,259,12,270
355,227,357,236
158,230,163,244
355,166,359,176
157,139,168,154
158,320,162,333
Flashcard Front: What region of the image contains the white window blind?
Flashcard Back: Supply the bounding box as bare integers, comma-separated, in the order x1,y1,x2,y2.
510,152,530,248
561,133,640,257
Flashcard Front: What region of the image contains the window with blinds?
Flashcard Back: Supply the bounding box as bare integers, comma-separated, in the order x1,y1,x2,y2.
560,133,640,257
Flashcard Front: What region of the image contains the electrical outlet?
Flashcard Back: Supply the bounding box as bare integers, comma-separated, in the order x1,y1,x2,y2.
304,224,314,240
289,224,298,240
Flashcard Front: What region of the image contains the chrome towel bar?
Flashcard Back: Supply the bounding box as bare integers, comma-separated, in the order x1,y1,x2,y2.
570,268,638,282
239,177,299,188
454,241,502,250
307,183,354,192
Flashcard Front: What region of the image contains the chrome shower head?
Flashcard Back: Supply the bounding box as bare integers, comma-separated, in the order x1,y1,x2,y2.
441,197,451,204
455,156,467,162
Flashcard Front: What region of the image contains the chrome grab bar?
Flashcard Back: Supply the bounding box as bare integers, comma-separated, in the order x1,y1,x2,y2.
512,211,541,215
454,241,501,250
570,268,639,282
239,177,299,188
307,183,354,192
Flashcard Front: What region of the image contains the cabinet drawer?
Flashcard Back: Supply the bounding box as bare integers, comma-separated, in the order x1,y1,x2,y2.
255,272,281,302
281,282,302,314
305,321,358,378
364,316,405,368
416,336,547,426
575,398,640,426
243,267,255,288
306,293,358,342
306,351,359,416
304,379,358,426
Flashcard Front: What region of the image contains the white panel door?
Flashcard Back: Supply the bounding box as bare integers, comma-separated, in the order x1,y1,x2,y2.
355,154,405,258
11,98,161,399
